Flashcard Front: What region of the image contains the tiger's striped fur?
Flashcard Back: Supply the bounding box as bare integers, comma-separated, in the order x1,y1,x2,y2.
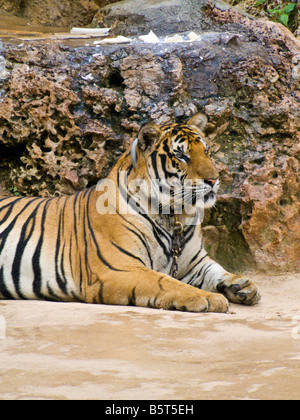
0,114,260,312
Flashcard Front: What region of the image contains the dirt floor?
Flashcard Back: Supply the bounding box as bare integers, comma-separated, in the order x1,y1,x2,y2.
0,273,299,400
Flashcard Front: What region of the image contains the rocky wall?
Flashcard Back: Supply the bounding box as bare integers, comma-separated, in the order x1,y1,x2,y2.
0,0,119,27
0,3,299,273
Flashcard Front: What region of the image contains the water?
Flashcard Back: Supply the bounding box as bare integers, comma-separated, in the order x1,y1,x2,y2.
0,12,207,47
0,12,87,44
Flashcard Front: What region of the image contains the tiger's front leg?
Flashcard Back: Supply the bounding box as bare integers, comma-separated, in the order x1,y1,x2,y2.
84,269,229,313
215,273,261,306
182,252,260,306
199,260,261,306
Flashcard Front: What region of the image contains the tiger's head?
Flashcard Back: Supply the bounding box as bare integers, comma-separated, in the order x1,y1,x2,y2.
131,113,219,213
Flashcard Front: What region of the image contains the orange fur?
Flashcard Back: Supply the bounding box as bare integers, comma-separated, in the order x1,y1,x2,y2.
0,114,260,311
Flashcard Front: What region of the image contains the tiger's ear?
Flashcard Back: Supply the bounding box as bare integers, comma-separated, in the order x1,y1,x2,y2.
187,113,208,133
138,123,162,152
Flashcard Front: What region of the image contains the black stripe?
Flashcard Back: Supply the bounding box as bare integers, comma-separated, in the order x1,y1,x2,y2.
82,202,89,282
181,253,208,283
160,153,177,180
0,198,45,299
32,200,52,299
0,198,41,255
188,270,204,287
85,188,126,272
117,170,148,215
0,266,14,299
184,224,196,243
73,192,80,244
70,291,85,303
188,243,204,266
121,184,172,259
117,171,172,261
54,203,69,295
162,139,171,154
151,151,160,180
46,282,63,301
78,255,84,293
60,243,68,284
12,204,42,299
123,224,153,269
127,164,133,177
128,286,136,306
197,262,211,283
98,279,104,304
111,241,146,266
116,213,155,269
0,197,24,225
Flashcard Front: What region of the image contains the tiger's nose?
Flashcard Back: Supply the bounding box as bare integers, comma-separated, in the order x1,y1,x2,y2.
206,178,219,187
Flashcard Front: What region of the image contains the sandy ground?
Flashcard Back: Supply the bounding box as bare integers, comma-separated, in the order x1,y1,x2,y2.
0,273,299,400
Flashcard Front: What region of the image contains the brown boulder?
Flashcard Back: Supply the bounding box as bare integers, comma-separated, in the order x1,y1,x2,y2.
241,156,300,272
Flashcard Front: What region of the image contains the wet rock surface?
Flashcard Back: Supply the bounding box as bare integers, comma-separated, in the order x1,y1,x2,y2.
0,2,299,272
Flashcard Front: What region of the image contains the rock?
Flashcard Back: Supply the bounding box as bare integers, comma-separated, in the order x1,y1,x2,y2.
226,0,299,38
94,0,233,36
0,1,299,272
241,156,300,272
0,0,21,16
0,0,119,27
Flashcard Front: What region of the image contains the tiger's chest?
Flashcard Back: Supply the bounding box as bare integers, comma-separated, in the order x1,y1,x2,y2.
140,220,200,278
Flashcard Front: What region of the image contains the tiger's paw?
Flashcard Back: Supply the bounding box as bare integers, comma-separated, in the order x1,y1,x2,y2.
176,290,229,313
203,292,229,313
217,274,261,306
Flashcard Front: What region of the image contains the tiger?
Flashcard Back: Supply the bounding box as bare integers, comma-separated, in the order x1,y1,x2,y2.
0,113,260,312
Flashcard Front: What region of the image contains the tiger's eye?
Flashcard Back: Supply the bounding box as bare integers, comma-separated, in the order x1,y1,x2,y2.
175,151,190,163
